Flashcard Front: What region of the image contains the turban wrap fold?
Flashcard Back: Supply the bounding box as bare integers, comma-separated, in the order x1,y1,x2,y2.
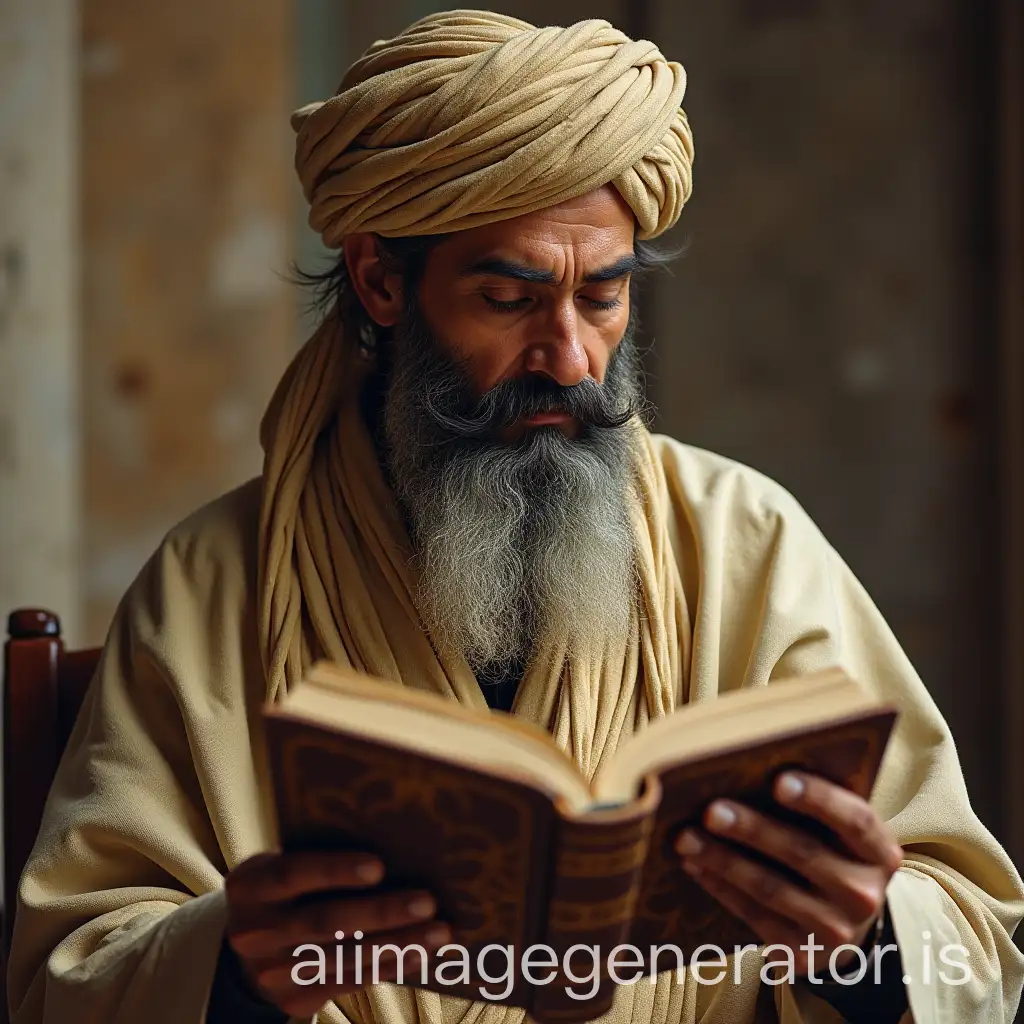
291,9,694,243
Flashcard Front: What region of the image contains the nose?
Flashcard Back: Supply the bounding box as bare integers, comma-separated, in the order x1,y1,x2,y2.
523,301,589,387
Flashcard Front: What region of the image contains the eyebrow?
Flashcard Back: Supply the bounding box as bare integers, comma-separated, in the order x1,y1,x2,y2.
461,252,640,285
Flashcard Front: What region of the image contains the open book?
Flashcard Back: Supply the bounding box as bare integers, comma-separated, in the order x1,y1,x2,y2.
263,665,897,1023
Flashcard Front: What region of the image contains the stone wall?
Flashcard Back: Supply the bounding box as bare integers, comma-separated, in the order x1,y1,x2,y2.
0,0,80,642
80,0,297,642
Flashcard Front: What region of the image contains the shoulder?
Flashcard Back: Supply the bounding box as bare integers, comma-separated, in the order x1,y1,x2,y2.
649,437,849,688
119,478,263,645
650,435,824,547
92,478,269,714
158,477,262,582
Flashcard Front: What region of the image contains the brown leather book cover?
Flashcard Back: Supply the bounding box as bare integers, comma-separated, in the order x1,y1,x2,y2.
264,717,558,1008
629,710,896,971
531,782,661,1021
263,684,896,1023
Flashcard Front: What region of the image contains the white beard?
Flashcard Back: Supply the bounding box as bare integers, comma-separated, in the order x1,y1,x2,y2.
377,301,643,673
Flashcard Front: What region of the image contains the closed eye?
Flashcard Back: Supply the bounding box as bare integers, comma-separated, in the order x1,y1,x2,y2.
484,295,623,313
483,295,531,313
584,296,623,311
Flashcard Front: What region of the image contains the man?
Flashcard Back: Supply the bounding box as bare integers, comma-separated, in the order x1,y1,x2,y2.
7,10,1023,1024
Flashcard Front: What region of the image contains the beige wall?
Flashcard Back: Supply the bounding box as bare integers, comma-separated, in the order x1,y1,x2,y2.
0,0,81,643
80,0,297,643
347,1,620,49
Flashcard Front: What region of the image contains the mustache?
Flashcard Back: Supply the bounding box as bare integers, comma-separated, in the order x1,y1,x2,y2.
372,292,645,442
422,369,640,439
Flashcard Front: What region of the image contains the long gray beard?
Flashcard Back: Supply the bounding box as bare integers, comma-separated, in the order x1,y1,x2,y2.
376,300,644,675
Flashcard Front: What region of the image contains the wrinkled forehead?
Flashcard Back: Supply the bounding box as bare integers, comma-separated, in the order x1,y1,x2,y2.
424,185,638,284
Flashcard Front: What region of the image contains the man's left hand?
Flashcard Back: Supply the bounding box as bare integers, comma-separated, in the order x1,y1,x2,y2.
674,771,903,978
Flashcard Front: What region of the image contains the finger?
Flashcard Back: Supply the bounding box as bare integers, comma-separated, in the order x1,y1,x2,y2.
231,889,439,958
680,834,862,950
686,862,811,954
696,800,890,921
227,850,385,908
774,773,903,872
255,921,451,1013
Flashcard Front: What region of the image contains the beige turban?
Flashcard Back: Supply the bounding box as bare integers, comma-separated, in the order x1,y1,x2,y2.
291,9,694,243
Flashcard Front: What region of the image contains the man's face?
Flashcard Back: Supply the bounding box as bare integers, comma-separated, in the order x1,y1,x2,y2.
396,185,637,425
344,186,642,673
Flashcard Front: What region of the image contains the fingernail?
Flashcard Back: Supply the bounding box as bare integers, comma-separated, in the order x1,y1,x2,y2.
356,859,385,883
676,831,703,855
426,924,451,945
706,802,737,831
777,774,805,803
408,894,436,919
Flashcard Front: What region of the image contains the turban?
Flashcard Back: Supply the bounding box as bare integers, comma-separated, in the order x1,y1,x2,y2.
291,9,694,243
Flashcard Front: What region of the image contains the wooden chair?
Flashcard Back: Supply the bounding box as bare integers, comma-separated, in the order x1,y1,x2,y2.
1,609,100,1020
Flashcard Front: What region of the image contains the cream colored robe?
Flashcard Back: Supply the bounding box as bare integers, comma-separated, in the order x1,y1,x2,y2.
7,438,1024,1024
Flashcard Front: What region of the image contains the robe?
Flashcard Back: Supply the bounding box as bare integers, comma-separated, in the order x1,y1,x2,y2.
7,437,1024,1024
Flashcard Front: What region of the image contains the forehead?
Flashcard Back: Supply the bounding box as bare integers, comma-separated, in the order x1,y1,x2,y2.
436,185,636,269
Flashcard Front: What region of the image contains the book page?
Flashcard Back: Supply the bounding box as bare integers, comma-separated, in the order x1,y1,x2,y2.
592,669,876,804
273,666,596,810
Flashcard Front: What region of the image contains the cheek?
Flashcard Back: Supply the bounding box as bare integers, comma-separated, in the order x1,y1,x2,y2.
460,315,627,390
420,294,630,392
414,285,510,387
587,313,630,382
465,337,526,393
434,313,521,392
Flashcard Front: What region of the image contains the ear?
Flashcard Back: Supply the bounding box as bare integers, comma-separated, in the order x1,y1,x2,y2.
343,233,404,328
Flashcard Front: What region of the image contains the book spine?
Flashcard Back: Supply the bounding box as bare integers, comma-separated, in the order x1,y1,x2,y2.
529,782,659,1024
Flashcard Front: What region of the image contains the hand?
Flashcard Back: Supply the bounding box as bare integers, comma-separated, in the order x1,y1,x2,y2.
674,772,903,978
224,850,451,1018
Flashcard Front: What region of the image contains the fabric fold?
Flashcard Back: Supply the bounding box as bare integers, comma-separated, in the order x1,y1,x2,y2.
291,11,693,243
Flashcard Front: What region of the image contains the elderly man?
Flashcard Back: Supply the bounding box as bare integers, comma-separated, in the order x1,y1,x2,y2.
7,10,1023,1024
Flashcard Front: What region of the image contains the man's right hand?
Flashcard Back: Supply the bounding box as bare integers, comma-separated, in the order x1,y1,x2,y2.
224,850,451,1018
